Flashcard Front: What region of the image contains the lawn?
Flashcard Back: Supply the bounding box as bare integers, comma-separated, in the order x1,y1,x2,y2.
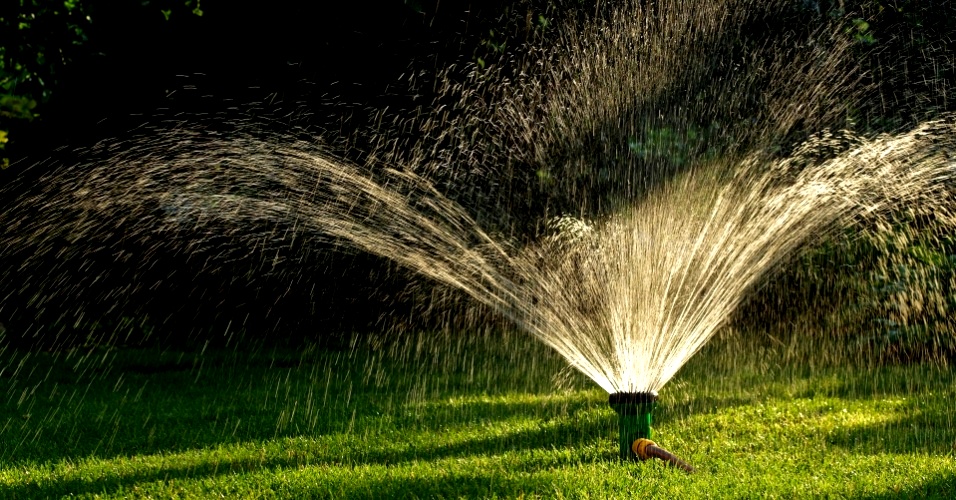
1,331,954,498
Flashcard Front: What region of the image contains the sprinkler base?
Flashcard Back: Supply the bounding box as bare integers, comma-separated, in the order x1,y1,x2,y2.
609,392,694,472
608,392,658,460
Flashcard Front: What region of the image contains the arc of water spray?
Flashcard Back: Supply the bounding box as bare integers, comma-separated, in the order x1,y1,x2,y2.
3,110,954,400
306,121,956,395
134,119,954,396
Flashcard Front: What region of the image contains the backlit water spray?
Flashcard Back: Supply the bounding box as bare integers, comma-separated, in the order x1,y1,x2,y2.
2,0,954,469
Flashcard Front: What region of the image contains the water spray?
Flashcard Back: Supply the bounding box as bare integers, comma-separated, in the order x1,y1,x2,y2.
609,392,695,473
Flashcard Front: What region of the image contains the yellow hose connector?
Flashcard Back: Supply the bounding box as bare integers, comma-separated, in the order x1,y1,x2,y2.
632,438,696,473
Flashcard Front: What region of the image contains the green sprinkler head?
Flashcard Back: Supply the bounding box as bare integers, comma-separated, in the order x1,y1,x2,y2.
609,391,695,473
608,391,658,460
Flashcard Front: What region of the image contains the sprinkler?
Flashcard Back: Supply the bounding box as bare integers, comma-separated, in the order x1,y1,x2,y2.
609,392,695,473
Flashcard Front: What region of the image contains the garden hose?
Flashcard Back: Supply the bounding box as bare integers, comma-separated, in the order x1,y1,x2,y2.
632,438,696,473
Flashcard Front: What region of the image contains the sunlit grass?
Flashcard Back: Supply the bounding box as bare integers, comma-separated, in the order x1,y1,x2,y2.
1,332,954,498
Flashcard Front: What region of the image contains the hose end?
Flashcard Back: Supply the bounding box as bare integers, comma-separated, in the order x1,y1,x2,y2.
632,438,696,474
631,438,656,460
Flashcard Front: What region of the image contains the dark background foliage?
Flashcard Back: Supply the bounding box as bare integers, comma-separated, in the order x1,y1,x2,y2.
1,1,954,354
1,0,551,347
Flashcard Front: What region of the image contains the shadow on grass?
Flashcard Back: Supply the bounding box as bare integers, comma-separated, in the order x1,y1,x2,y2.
4,333,953,495
0,340,753,463
826,404,956,455
5,384,761,497
6,396,614,497
787,364,956,456
861,474,956,499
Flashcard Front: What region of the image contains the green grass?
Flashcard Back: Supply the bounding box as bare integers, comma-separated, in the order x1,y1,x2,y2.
1,332,954,498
